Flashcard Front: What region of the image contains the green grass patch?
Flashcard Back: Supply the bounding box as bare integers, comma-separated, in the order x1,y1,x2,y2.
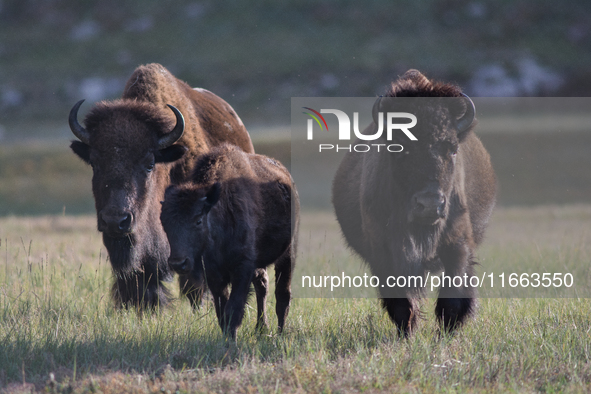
0,145,93,216
0,209,590,392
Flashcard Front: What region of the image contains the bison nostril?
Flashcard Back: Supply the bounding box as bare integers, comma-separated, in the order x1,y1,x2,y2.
412,192,446,221
437,202,446,217
414,196,425,212
436,196,446,217
119,213,132,231
170,257,190,273
98,211,133,234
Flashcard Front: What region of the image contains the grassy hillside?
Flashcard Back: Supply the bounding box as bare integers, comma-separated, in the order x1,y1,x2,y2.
1,0,591,126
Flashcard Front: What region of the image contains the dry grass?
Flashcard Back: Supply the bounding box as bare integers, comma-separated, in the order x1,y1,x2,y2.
1,207,591,393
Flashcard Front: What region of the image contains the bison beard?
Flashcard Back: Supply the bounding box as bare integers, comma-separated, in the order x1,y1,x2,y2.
103,233,171,309
69,63,255,311
332,69,496,336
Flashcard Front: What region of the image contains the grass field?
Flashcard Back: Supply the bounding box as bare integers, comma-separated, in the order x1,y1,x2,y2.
1,207,590,393
1,110,590,392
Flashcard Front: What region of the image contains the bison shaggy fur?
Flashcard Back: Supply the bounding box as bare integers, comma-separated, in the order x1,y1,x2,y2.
161,144,299,338
332,70,496,336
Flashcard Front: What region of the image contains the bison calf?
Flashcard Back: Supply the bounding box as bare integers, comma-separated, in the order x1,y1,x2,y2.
160,144,299,338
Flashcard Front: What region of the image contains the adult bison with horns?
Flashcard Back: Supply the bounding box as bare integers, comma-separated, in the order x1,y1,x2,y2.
69,63,254,311
332,70,496,336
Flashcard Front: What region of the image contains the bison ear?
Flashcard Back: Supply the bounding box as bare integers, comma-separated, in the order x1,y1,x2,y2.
155,145,188,163
456,93,476,142
70,140,91,164
163,185,177,200
203,182,221,213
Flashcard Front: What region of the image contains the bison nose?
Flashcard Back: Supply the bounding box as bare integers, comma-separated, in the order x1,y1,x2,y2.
98,211,134,235
411,191,446,222
169,257,191,274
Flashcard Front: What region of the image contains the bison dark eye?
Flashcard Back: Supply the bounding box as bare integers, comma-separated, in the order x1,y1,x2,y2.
442,144,458,157
146,163,155,172
192,214,204,226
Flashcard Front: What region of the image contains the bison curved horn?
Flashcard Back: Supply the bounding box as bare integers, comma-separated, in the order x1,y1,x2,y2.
158,104,185,149
372,96,383,125
69,100,91,145
457,93,476,132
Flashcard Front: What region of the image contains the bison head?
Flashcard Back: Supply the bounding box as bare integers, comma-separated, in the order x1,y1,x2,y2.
372,71,475,227
160,182,221,275
69,99,188,238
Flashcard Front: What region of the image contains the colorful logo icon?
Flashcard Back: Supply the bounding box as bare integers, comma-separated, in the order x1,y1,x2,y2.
302,107,328,132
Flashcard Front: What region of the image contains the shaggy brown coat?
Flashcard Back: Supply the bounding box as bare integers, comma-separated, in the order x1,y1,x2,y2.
332,70,496,335
160,144,299,339
70,63,254,310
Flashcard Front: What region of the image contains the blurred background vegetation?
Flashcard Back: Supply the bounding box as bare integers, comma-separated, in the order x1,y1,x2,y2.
0,0,590,215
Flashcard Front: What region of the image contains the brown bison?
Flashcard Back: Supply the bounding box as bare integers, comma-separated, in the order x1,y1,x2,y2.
69,63,254,310
160,144,299,339
332,70,496,336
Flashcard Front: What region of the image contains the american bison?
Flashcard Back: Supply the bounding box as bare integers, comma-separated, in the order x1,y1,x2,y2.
332,70,496,336
69,63,254,310
160,144,299,339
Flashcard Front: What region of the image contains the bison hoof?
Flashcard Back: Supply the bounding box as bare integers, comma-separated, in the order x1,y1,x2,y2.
435,297,474,333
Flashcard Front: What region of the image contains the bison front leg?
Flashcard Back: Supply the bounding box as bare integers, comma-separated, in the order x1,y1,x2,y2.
210,287,230,333
435,241,477,333
252,268,269,332
381,297,419,337
204,269,230,332
274,244,294,333
223,268,255,339
372,245,419,337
